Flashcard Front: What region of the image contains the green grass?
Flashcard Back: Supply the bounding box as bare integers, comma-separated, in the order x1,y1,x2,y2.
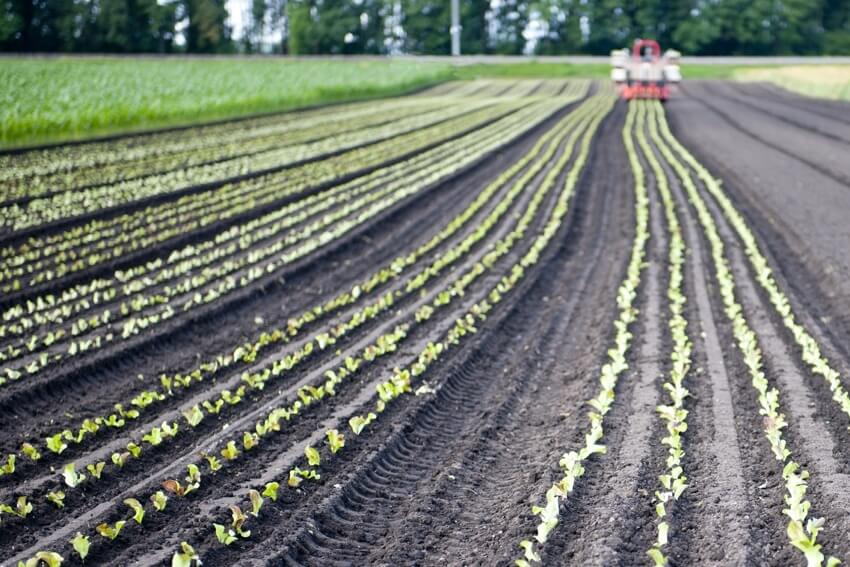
0,57,452,148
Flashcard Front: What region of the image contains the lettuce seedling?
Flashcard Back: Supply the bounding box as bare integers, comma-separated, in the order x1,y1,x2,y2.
21,551,64,567
46,434,68,455
326,429,344,454
71,533,90,561
242,432,258,450
229,505,251,538
183,406,204,427
124,498,145,524
221,441,239,461
248,490,263,517
21,443,41,461
0,495,33,518
151,491,168,512
204,454,222,472
111,452,130,467
171,541,201,567
47,491,65,509
62,463,86,488
213,523,237,546
262,482,280,502
86,462,105,480
96,520,126,541
0,454,15,475
127,442,142,457
304,446,321,467
143,427,164,446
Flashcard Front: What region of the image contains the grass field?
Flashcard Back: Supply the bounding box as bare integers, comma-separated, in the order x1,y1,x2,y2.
0,58,452,147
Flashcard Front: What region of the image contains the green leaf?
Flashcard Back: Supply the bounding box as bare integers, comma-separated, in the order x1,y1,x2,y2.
262,482,280,502
305,445,321,467
151,490,168,512
124,497,145,524
647,548,667,566
214,523,237,546
71,532,90,560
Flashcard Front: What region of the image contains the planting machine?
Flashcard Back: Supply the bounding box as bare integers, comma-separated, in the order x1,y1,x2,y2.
611,39,681,101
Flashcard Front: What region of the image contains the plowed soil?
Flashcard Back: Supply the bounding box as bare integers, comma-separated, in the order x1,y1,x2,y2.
2,79,850,567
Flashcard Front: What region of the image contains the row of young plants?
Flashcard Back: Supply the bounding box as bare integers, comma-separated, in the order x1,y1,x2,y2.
649,101,839,567
0,96,605,564
0,97,450,203
0,100,532,344
0,100,565,386
172,92,613,565
0,94,574,294
0,98,585,473
0,91,456,189
0,96,548,324
658,109,850,432
514,98,647,566
634,101,694,566
1,99,503,231
0,99,590,514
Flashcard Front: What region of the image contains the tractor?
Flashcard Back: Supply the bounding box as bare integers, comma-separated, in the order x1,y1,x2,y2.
611,39,681,101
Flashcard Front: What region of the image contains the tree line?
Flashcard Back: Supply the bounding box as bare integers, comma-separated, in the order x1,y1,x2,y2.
2,0,848,55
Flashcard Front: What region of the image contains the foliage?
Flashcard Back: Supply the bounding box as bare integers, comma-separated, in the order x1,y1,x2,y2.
0,59,452,147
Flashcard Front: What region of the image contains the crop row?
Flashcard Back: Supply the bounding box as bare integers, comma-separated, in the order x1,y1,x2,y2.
659,109,850,431
1,99,502,231
634,102,693,565
0,98,566,386
0,93,550,303
0,93,591,493
0,97,448,203
648,102,838,566
0,98,537,308
0,83,586,293
3,92,611,566
515,98,648,566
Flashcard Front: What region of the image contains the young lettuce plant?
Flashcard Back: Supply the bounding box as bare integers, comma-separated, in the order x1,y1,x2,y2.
70,533,90,561
0,495,33,518
151,490,168,512
326,429,344,454
18,551,64,567
248,490,263,517
171,541,201,567
124,498,145,524
47,491,65,509
62,463,86,488
96,520,126,541
262,482,280,502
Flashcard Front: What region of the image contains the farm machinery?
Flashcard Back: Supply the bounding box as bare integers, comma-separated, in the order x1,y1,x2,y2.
611,39,681,101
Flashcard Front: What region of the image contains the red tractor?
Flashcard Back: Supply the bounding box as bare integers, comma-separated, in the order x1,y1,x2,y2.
611,39,681,101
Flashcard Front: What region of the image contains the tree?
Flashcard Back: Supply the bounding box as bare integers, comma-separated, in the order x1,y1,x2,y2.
183,0,231,52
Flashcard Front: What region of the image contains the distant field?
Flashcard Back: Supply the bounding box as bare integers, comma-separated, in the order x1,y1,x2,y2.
734,65,850,100
0,58,452,147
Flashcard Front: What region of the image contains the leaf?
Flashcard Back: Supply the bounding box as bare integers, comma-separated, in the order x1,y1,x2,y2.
171,541,200,567
62,463,86,488
304,446,321,467
326,429,344,454
124,498,145,524
151,490,168,512
47,491,65,509
213,523,236,546
183,405,204,427
96,520,126,541
25,552,64,567
647,548,667,566
262,482,280,502
519,540,541,562
248,489,263,517
71,533,90,560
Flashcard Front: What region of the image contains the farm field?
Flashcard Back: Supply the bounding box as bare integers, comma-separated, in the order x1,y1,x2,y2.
1,77,849,567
